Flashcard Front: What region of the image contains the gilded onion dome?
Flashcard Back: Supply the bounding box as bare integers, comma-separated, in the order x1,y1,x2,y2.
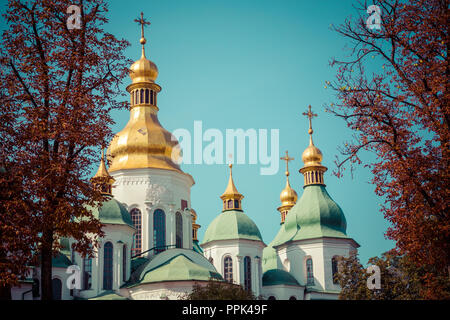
107,13,185,174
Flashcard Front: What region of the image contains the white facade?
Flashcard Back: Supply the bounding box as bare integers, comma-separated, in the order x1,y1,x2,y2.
202,239,265,297
111,167,194,255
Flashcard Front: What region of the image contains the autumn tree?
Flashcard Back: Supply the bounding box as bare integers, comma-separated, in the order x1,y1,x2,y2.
0,0,130,299
183,279,257,300
327,0,449,299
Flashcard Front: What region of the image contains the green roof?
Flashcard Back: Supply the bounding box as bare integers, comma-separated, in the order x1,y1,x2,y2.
262,269,301,287
272,185,349,247
202,210,263,244
86,197,134,228
262,226,285,272
52,252,72,268
89,290,128,300
193,240,203,254
127,248,222,287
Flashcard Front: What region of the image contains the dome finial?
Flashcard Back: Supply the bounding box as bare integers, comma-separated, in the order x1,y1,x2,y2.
91,147,115,195
134,12,150,57
278,151,297,223
220,164,244,211
302,105,317,145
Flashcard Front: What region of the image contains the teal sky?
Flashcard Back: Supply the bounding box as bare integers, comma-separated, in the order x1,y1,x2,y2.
1,0,395,264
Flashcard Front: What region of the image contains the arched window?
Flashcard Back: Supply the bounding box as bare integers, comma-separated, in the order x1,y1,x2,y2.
150,89,154,105
332,257,339,284
306,258,314,286
268,296,276,300
135,90,139,104
140,89,144,104
130,208,142,256
234,200,239,209
52,278,62,300
154,209,166,253
244,256,251,292
103,242,113,290
223,256,233,283
123,245,127,282
289,296,297,300
176,212,183,248
145,89,149,104
83,257,92,290
227,199,233,209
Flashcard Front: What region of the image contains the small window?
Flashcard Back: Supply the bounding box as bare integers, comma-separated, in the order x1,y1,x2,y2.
244,256,251,292
103,242,113,290
140,89,144,103
227,199,233,209
130,208,142,256
145,89,149,104
150,90,154,104
52,278,62,300
306,258,314,286
234,200,239,209
154,209,166,253
123,245,127,282
223,256,233,283
83,257,92,290
176,212,183,248
332,257,339,284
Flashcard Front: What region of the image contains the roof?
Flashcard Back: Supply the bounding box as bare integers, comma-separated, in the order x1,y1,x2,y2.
262,269,302,287
272,185,349,247
86,196,134,228
202,210,263,244
52,252,72,268
126,248,222,288
193,240,203,254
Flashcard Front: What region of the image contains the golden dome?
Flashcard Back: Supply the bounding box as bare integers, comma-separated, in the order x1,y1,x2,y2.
302,136,323,167
220,164,244,201
129,49,158,84
280,172,298,206
107,107,183,172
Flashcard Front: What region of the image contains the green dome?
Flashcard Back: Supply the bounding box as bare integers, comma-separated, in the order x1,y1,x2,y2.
127,249,222,287
87,196,134,228
273,185,348,246
262,269,301,287
202,210,263,244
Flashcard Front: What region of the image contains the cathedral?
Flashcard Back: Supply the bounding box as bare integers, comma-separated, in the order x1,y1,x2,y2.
10,15,359,301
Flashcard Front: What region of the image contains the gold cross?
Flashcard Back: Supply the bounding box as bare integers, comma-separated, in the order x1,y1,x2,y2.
134,12,150,39
280,150,294,174
302,105,317,133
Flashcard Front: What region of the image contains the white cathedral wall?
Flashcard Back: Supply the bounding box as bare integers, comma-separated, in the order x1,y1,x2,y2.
126,281,205,300
111,168,194,254
261,285,305,300
72,224,134,300
275,237,358,295
201,239,265,297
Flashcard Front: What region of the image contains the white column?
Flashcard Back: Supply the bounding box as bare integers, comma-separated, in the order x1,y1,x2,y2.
168,205,175,247
146,204,154,252
236,255,243,286
253,256,261,297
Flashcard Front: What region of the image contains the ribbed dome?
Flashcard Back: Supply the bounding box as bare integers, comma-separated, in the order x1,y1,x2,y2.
107,107,183,172
129,52,158,84
279,175,298,207
86,196,134,228
302,136,323,167
202,210,263,244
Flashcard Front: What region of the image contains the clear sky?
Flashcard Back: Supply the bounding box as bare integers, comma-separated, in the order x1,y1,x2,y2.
1,0,395,265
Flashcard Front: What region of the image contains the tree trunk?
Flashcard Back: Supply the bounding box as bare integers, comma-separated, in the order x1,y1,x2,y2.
40,229,53,300
0,284,11,300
